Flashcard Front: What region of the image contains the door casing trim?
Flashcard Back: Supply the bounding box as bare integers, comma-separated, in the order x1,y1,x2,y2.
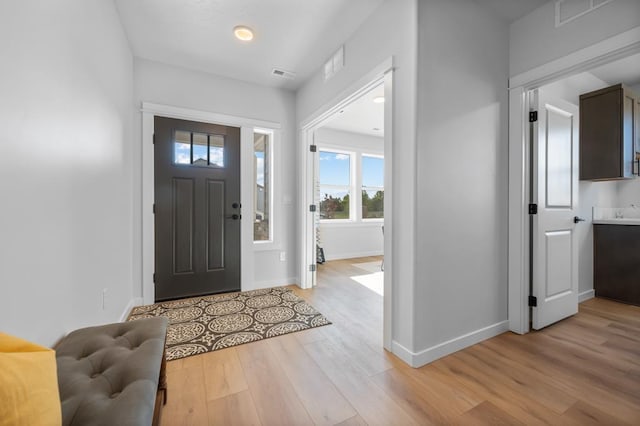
141,102,280,304
298,57,394,350
508,26,640,334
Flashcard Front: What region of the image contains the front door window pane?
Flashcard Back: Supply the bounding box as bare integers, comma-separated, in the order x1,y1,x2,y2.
192,132,208,165
209,135,225,167
174,130,191,164
173,130,225,168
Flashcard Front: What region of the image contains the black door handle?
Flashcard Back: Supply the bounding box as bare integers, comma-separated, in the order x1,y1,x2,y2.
232,202,240,209
574,216,585,223
226,214,240,220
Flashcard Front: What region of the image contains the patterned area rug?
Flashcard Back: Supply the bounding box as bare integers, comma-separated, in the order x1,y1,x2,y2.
128,286,330,361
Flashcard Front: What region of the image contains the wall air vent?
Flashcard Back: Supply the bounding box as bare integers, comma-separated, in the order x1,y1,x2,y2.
271,68,296,80
555,0,614,27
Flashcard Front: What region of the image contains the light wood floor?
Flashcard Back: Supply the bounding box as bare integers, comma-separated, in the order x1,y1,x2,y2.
160,256,640,425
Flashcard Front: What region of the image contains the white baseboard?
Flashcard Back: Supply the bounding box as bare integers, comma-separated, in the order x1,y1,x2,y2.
119,297,144,322
324,250,384,261
392,320,510,368
579,289,595,303
246,277,299,291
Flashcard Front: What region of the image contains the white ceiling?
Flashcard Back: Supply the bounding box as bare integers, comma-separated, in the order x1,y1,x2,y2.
113,0,554,137
589,52,640,87
114,0,384,90
322,84,385,137
473,0,550,22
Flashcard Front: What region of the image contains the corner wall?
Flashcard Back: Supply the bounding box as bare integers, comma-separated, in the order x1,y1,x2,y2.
296,0,418,353
413,0,510,364
0,0,135,346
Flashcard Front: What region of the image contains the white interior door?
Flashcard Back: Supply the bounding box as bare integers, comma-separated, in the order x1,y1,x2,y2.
531,88,580,330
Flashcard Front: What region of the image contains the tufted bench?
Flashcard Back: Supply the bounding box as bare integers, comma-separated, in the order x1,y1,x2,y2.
55,317,169,426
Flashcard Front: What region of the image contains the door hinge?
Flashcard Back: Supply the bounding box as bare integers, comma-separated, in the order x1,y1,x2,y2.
153,133,156,144
309,204,316,212
309,144,317,152
153,204,156,214
309,264,317,272
528,203,538,215
529,111,538,122
528,295,537,307
153,273,156,283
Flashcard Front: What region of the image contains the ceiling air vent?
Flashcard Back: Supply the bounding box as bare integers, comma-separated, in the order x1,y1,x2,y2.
271,68,296,80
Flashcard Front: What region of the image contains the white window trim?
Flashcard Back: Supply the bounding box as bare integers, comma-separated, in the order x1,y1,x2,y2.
318,147,356,223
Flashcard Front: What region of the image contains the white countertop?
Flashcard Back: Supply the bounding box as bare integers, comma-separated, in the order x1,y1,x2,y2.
593,218,640,225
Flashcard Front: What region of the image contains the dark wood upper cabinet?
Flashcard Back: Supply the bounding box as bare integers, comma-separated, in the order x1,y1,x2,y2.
579,84,639,180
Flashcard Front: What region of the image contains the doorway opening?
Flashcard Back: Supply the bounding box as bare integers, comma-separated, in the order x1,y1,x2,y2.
315,83,385,300
299,60,393,349
509,43,640,333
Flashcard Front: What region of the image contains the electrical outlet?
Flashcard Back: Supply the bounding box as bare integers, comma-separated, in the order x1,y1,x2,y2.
280,251,286,262
102,288,108,310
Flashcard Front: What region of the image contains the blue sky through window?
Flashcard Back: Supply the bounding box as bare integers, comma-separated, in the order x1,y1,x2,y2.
319,151,350,185
319,151,383,188
362,156,383,187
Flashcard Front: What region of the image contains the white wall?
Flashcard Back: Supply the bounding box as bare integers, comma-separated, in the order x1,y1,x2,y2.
316,128,384,260
414,0,509,355
296,0,418,352
0,0,134,346
617,179,640,206
510,0,640,77
133,58,298,290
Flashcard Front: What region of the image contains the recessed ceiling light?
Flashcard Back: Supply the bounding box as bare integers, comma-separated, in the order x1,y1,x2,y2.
234,26,254,41
373,96,385,104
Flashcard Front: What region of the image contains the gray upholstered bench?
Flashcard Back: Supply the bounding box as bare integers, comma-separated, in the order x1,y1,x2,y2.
55,317,169,426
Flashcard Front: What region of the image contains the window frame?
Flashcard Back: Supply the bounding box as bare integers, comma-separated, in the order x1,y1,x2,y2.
253,128,275,246
361,153,384,222
318,144,384,225
318,147,356,223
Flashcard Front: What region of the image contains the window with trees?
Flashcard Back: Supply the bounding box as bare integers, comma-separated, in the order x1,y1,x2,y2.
318,148,384,222
319,150,351,220
362,155,384,219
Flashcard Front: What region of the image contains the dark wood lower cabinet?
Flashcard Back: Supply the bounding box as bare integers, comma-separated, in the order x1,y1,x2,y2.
593,224,640,306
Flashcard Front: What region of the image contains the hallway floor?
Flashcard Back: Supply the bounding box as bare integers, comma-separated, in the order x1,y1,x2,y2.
160,257,640,425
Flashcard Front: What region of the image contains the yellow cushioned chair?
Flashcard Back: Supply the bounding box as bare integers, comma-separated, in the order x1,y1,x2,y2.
0,333,62,426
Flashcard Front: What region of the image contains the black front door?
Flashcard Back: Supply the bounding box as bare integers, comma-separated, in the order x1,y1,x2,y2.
154,116,241,301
